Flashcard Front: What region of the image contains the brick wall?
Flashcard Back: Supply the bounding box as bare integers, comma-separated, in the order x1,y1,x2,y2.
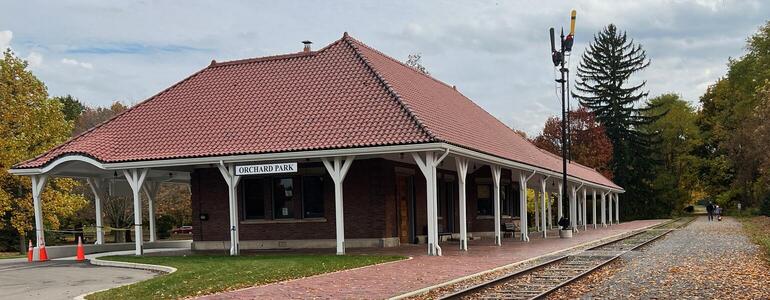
190,157,528,243
192,158,394,241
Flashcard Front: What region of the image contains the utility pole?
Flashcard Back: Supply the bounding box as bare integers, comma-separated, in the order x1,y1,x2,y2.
550,10,576,228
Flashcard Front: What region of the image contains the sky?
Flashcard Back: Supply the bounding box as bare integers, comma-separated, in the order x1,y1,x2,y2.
1,0,767,135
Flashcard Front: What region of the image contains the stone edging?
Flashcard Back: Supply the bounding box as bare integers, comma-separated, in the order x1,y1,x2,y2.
388,220,670,300
72,257,177,300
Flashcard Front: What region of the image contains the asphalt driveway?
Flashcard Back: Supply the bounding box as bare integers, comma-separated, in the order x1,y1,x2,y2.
0,259,156,300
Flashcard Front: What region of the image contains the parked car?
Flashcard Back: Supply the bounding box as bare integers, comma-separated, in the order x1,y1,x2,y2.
171,225,193,235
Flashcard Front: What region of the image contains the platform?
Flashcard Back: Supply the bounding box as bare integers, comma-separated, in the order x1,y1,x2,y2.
197,219,665,300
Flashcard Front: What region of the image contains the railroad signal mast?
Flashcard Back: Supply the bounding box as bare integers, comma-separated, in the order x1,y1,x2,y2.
550,10,576,224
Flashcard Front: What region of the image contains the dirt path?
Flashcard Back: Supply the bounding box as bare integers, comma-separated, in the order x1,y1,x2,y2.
550,216,770,299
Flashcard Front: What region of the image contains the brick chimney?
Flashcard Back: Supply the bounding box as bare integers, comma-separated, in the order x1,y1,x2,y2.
302,40,312,52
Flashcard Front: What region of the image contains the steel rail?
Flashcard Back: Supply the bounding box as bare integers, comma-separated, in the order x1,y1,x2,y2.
439,217,694,300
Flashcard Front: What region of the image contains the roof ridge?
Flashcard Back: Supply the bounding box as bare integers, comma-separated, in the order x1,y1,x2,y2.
341,34,437,141
13,64,213,168
344,35,535,150
344,35,458,91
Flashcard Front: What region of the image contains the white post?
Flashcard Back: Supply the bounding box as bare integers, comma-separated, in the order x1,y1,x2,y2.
31,174,48,258
576,195,581,226
540,177,548,238
322,156,355,255
217,163,241,256
143,181,161,243
608,192,613,226
582,187,587,231
557,183,563,222
570,185,578,233
518,172,530,242
413,151,448,256
492,165,502,246
455,157,469,251
614,193,620,224
601,192,607,227
123,168,148,256
86,178,106,245
592,189,597,229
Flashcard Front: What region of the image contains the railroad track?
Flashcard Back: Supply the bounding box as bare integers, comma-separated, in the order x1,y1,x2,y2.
439,217,695,300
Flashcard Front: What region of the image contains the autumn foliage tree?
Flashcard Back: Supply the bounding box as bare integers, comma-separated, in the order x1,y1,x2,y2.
532,107,614,179
0,49,86,251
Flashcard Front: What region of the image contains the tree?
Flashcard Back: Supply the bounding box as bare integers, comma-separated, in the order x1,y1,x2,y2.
73,101,128,136
642,94,703,213
573,24,663,219
698,21,770,209
405,53,429,75
532,107,614,179
54,95,85,122
0,49,86,251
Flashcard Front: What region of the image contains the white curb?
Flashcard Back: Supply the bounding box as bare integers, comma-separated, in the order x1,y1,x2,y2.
72,256,177,300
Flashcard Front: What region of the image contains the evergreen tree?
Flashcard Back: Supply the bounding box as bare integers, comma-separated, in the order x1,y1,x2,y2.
573,24,662,219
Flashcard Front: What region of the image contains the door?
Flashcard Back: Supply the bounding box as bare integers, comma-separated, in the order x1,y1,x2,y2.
396,174,415,244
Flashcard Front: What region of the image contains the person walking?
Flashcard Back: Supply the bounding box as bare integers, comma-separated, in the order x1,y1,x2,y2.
706,202,715,221
715,205,722,221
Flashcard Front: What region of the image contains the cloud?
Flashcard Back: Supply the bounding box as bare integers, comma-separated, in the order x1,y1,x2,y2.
0,30,11,50
1,0,767,135
26,51,42,67
65,43,211,55
61,58,93,69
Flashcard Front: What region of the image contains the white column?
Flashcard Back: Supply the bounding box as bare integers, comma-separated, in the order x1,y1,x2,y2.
608,192,613,226
518,172,530,242
592,189,597,229
569,186,578,232
491,165,502,246
601,192,607,227
546,193,553,229
540,177,548,238
31,174,48,258
614,193,620,224
217,163,241,256
557,183,563,222
322,156,355,255
533,190,540,232
455,157,469,251
123,168,148,256
143,181,161,243
413,151,448,256
577,196,582,226
580,188,588,230
86,178,106,245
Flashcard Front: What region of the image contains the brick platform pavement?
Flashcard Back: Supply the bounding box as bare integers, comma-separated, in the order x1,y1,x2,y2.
197,220,664,300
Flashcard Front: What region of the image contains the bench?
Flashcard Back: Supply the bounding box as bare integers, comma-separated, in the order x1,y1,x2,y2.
502,219,521,239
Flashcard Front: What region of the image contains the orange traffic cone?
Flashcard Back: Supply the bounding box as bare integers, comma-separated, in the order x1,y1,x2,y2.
27,240,33,262
76,236,85,262
38,242,48,262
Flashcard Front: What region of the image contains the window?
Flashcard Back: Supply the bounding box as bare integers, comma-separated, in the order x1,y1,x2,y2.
273,178,295,219
477,184,492,216
302,176,324,218
242,178,266,219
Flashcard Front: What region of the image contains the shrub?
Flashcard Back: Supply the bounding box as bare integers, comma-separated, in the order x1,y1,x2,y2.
761,193,770,217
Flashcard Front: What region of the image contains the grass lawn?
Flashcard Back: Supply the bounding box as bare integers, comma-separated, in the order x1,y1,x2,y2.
88,254,404,300
741,215,770,260
0,252,23,259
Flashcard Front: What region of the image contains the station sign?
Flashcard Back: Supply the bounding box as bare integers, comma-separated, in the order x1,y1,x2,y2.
235,162,298,176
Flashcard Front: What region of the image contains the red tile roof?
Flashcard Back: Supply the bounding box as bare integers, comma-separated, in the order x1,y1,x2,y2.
14,33,620,190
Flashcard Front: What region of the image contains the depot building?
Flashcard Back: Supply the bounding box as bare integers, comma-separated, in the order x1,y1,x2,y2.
10,33,623,257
